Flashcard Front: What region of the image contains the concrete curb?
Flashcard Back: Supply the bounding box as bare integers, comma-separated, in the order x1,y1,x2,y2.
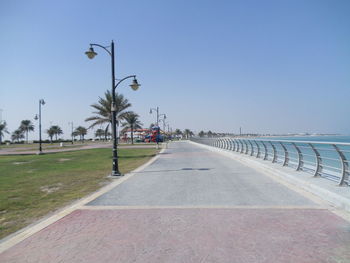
0,147,166,253
190,141,350,214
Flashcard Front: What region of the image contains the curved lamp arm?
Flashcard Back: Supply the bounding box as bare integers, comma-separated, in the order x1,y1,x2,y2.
90,43,112,56
114,75,136,90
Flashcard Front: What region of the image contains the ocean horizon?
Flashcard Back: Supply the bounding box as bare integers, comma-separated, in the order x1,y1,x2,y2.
256,135,350,143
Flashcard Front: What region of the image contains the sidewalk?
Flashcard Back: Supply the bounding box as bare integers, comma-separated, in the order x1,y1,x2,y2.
191,141,350,213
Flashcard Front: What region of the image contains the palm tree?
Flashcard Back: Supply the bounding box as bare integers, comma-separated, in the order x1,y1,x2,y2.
51,125,63,141
207,130,213,138
46,127,55,143
72,130,79,141
174,129,182,137
183,129,192,139
19,120,34,143
95,128,105,140
198,130,205,137
47,126,63,142
85,90,132,130
75,126,87,142
0,121,9,145
121,112,143,144
11,129,24,142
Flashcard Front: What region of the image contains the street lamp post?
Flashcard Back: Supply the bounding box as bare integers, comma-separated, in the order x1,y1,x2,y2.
68,122,74,144
34,99,45,154
150,107,159,127
85,41,140,176
150,107,166,149
160,115,167,133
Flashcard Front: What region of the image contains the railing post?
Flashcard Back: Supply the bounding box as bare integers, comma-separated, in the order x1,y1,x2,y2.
243,140,249,154
280,142,289,166
255,140,261,158
248,140,254,156
230,139,234,151
234,139,238,152
231,139,236,151
239,140,244,153
309,143,323,177
262,141,268,160
292,142,303,171
270,141,277,163
224,138,229,150
333,144,349,186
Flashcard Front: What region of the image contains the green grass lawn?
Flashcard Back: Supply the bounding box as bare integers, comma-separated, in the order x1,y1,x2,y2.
0,148,158,239
0,141,108,150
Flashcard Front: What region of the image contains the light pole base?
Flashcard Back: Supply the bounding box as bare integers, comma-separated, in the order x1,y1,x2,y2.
110,171,123,177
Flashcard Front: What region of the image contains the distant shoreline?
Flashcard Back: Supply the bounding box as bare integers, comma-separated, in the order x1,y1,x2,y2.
257,134,343,138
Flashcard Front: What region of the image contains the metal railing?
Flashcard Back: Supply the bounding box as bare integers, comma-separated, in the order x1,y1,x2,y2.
191,137,350,187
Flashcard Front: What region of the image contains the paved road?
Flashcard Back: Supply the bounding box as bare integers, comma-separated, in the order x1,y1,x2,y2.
1,141,349,262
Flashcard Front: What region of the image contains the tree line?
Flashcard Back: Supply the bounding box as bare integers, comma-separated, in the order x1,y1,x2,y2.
0,89,196,145
0,120,90,144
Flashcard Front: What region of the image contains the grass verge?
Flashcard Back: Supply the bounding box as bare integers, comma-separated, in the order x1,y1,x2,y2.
0,147,158,239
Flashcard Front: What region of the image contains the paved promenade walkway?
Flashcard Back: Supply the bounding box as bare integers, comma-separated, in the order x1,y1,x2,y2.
0,141,349,262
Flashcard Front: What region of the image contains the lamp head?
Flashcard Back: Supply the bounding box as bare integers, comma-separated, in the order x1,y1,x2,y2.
85,47,97,59
130,78,140,91
40,99,45,105
34,114,38,120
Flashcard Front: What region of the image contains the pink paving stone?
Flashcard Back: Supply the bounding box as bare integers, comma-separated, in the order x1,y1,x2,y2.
0,208,349,263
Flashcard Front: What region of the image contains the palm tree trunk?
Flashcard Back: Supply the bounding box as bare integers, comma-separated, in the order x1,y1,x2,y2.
131,126,134,145
26,130,28,144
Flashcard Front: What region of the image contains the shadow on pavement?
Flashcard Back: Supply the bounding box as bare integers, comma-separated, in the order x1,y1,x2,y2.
136,168,213,173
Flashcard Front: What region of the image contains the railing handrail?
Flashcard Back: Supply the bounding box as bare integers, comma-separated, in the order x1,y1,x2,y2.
220,137,350,146
190,137,349,187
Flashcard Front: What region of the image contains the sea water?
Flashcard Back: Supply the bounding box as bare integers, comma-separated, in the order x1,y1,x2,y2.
258,135,350,143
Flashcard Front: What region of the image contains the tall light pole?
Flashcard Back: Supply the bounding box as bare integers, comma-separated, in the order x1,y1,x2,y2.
149,107,159,126
150,107,166,148
85,41,140,176
160,115,167,133
68,122,74,144
34,99,45,154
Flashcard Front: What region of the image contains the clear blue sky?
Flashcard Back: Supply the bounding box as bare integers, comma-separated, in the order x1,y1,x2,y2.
1,0,349,140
